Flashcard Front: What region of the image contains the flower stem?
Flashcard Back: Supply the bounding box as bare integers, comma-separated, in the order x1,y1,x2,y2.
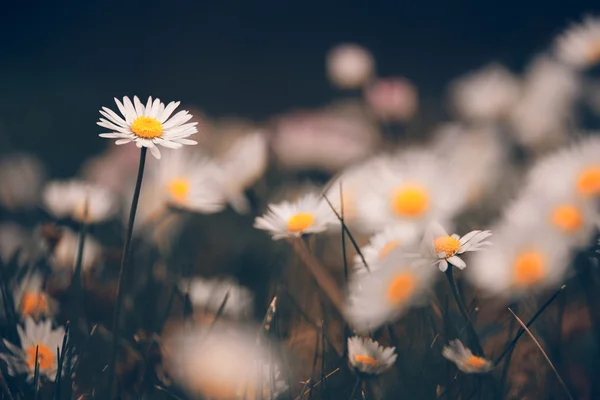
106,147,147,398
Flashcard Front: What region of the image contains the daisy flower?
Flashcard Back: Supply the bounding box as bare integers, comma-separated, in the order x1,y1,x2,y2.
449,63,520,123
418,222,492,272
98,96,198,159
13,273,57,320
0,318,67,381
467,224,571,299
182,277,254,320
254,192,337,240
326,43,375,89
50,228,102,275
347,336,397,374
353,224,419,274
554,16,600,69
43,180,117,223
346,252,437,333
442,339,493,374
0,154,45,211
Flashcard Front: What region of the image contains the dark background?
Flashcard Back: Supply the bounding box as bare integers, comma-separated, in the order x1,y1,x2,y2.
1,0,599,176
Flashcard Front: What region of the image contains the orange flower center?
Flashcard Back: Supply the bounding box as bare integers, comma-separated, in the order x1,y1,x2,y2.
21,292,49,317
464,355,487,369
513,251,545,287
391,184,429,217
131,116,163,139
25,344,54,370
386,272,416,305
378,240,399,259
354,354,378,366
577,165,600,196
550,204,582,233
434,236,460,257
287,213,315,233
586,42,600,65
167,178,190,203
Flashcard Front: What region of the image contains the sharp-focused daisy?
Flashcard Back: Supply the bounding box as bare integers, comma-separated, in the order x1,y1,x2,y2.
254,192,337,240
467,224,571,299
163,325,288,400
442,340,493,374
353,224,419,274
364,77,418,122
326,43,375,89
347,336,397,374
50,228,102,274
98,96,198,159
13,274,57,320
182,277,254,320
355,150,464,234
0,318,67,381
43,180,117,223
346,252,437,333
554,16,600,69
0,154,45,211
449,63,520,123
418,222,492,272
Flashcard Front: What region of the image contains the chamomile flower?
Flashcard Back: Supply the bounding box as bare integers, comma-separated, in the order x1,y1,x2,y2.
50,228,102,274
0,154,45,211
182,277,254,320
254,193,337,240
442,340,493,374
0,318,67,381
346,252,437,333
43,180,117,223
467,224,571,299
554,16,600,69
449,63,520,123
353,224,419,274
419,222,492,272
347,336,397,374
98,96,198,159
13,274,57,320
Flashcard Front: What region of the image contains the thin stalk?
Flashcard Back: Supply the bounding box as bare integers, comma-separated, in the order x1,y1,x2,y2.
0,370,14,400
106,147,147,398
498,304,517,395
33,346,40,399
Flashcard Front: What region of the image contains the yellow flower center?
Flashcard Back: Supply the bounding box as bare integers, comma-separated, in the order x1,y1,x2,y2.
513,251,545,287
464,355,487,369
130,116,163,139
287,213,315,233
391,184,429,217
167,178,190,203
354,354,378,366
25,344,54,370
551,204,582,233
577,165,600,196
74,201,91,222
21,292,49,317
386,272,416,305
434,236,460,257
378,240,400,259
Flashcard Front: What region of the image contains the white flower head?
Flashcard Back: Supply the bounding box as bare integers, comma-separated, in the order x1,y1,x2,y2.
13,273,57,320
182,277,254,320
51,228,102,274
419,222,492,272
346,252,438,333
554,16,600,69
353,224,420,274
98,96,198,159
326,43,375,89
442,339,493,374
254,192,337,240
43,180,117,223
0,318,67,381
0,154,45,211
347,336,397,374
449,63,520,122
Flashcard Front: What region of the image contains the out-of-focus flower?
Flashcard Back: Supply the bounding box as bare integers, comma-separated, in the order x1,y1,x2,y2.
164,325,288,400
355,150,464,234
13,273,57,320
326,43,375,89
554,16,600,69
467,224,571,299
449,64,520,123
0,154,45,211
254,192,337,240
270,102,380,172
182,277,254,319
0,318,67,381
215,132,269,214
346,251,437,333
80,143,140,194
508,55,580,152
50,228,102,274
353,224,419,274
0,223,32,265
418,222,492,272
442,340,493,374
364,77,418,122
98,96,198,159
347,336,397,374
43,180,117,223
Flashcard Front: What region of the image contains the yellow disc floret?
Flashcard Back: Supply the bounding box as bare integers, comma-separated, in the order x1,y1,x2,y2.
513,251,545,287
391,184,429,217
287,213,315,233
386,273,416,305
434,236,460,258
131,116,163,139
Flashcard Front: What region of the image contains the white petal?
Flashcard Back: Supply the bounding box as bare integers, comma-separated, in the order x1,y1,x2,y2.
438,259,448,272
133,96,145,117
114,97,128,118
448,255,466,269
158,101,180,123
144,96,153,116
150,145,161,159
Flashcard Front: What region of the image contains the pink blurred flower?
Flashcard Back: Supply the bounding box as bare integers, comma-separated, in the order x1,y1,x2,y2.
364,78,418,122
